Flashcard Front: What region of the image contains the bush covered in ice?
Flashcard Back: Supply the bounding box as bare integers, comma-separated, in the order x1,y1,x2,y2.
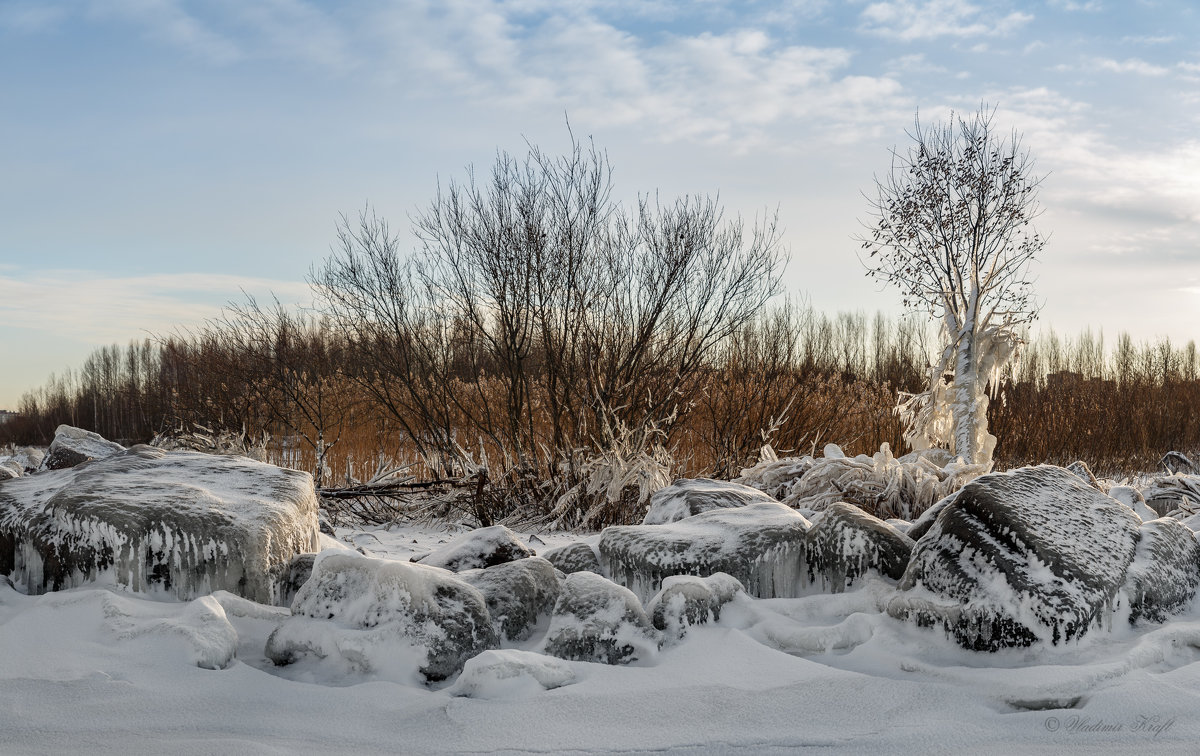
542,571,658,665
411,525,535,572
641,478,777,525
736,443,982,520
1139,474,1200,518
599,500,811,603
43,424,126,470
889,465,1140,650
266,552,497,682
0,445,319,603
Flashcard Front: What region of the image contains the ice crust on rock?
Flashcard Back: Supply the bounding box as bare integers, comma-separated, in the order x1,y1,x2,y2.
43,425,126,470
646,572,744,643
1119,517,1200,624
275,553,317,608
1139,474,1200,517
542,571,658,665
0,445,319,603
641,478,776,525
541,542,601,575
889,465,1140,650
460,556,561,643
1108,485,1159,522
804,502,914,592
411,525,535,572
447,649,576,699
599,500,811,603
0,458,21,480
266,552,497,682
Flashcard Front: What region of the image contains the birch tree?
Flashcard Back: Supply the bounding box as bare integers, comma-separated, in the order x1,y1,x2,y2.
859,105,1045,468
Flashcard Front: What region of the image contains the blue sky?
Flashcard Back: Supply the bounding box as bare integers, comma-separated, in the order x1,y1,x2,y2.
2,0,1200,408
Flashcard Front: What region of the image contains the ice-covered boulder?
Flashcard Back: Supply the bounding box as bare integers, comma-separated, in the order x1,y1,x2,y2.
541,542,601,575
447,649,576,699
888,466,1140,650
10,447,45,474
805,502,914,591
275,553,317,608
0,458,21,480
411,525,535,572
266,552,497,682
43,425,125,470
460,557,561,643
1119,517,1200,624
646,572,744,643
0,445,319,603
1065,460,1101,490
641,478,776,525
1108,485,1159,522
599,500,811,603
542,571,658,665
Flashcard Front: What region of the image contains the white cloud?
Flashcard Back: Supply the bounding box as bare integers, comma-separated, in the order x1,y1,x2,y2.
858,0,1033,41
1093,57,1170,76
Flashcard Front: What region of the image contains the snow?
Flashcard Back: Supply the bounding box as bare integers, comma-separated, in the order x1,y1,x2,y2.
0,445,319,603
641,478,775,525
410,524,536,571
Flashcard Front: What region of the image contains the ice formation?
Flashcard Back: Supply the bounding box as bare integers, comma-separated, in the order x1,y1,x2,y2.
43,424,126,470
1118,517,1200,624
541,570,658,665
804,502,914,592
1139,474,1200,518
266,552,497,682
541,542,601,575
460,557,561,643
889,465,1140,650
410,525,535,572
646,572,744,643
0,445,319,603
599,500,811,603
641,478,777,525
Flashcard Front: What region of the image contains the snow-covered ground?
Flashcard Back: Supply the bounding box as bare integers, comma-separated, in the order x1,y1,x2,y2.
1,521,1196,754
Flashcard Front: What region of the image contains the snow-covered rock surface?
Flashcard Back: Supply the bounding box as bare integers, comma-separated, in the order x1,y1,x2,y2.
459,557,561,643
1109,485,1159,522
0,445,319,603
889,465,1140,650
646,572,744,643
43,424,126,470
0,458,21,480
805,502,914,591
542,571,658,665
10,446,45,474
641,478,775,525
410,524,535,571
1140,474,1200,518
541,541,601,574
274,553,317,608
1119,517,1200,624
599,500,811,603
446,648,576,699
266,552,497,682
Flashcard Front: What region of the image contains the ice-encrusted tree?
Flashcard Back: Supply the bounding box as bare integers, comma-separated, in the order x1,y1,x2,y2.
859,105,1045,468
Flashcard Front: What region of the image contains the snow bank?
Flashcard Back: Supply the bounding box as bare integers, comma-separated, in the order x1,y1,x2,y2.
266,552,497,682
0,445,319,603
890,465,1140,650
599,500,811,603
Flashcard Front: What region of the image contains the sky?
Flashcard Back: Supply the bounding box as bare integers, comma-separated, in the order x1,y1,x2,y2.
2,0,1200,409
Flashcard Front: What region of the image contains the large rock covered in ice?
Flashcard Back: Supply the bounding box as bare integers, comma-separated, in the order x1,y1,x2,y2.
0,445,319,603
646,572,744,643
0,459,21,481
641,478,776,525
805,502,914,592
266,552,497,682
460,557,561,643
43,425,125,470
542,571,658,665
888,465,1140,650
1119,517,1200,624
411,525,535,572
541,542,601,575
599,500,810,603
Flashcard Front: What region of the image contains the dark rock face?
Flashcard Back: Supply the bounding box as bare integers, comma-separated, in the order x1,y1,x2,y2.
411,525,535,572
541,542,602,575
599,500,811,603
888,465,1140,651
275,553,317,608
460,557,561,643
647,572,744,643
641,478,777,525
0,445,319,603
1120,518,1200,624
266,552,497,682
43,425,125,470
542,571,658,665
805,502,914,591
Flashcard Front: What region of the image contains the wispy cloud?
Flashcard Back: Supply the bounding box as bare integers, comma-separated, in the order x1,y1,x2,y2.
1093,57,1170,76
858,0,1033,41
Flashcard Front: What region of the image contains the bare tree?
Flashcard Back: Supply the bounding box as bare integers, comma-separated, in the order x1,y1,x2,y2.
859,104,1045,467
